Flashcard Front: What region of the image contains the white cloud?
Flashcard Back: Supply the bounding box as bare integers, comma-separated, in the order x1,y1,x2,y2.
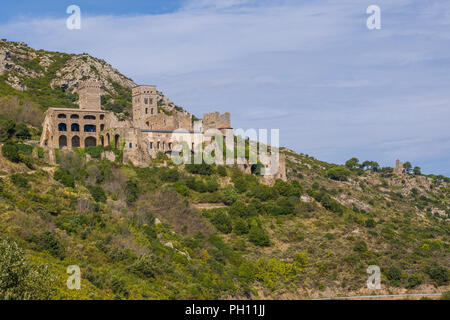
1,0,449,175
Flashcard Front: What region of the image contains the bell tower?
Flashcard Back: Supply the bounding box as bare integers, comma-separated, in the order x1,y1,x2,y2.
132,85,158,127
78,81,101,110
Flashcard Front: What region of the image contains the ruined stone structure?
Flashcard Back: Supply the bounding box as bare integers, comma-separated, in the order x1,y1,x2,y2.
77,81,102,110
394,159,405,174
40,81,286,180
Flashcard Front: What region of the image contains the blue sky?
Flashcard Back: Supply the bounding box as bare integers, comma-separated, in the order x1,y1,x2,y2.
1,0,449,176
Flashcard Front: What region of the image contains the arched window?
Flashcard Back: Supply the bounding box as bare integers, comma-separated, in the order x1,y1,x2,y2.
129,143,132,148
84,125,96,132
72,136,80,148
114,134,120,149
100,115,105,120
70,114,79,119
58,114,67,119
58,123,67,132
100,124,105,131
168,142,172,150
100,136,104,147
84,115,96,120
71,123,80,132
59,135,67,148
157,141,160,149
149,141,153,149
85,137,97,147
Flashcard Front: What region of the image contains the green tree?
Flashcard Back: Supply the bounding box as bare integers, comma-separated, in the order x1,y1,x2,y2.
87,185,107,203
211,210,233,234
0,239,56,300
54,168,75,188
403,161,412,174
345,157,360,170
234,218,249,235
413,166,421,175
248,224,270,247
326,166,352,181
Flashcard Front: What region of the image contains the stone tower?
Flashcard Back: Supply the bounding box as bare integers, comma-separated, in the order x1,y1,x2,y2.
394,159,404,174
132,85,158,127
78,81,101,110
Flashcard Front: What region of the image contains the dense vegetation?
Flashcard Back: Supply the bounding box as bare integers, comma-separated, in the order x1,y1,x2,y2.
0,137,448,299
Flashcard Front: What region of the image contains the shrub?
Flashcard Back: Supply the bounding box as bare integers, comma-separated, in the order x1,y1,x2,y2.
128,254,159,278
185,163,215,175
87,185,107,203
275,197,295,215
0,239,56,299
174,181,189,197
425,263,449,286
211,210,233,234
2,142,20,163
249,224,270,247
230,200,248,217
326,166,352,181
205,178,219,193
353,240,368,252
217,166,227,177
221,187,238,206
233,177,248,193
27,232,66,260
125,179,139,203
85,146,104,159
274,179,302,197
110,277,129,298
234,218,249,235
161,168,179,182
11,173,29,188
386,266,402,286
249,184,277,201
406,274,423,289
54,168,75,188
365,218,376,228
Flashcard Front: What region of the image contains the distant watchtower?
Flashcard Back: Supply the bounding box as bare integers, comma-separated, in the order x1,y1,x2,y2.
394,159,405,174
78,81,101,110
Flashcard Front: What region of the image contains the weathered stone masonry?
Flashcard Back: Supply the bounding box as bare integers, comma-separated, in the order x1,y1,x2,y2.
40,81,286,179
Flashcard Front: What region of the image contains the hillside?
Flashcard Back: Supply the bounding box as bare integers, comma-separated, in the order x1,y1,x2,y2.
0,39,187,120
0,41,449,300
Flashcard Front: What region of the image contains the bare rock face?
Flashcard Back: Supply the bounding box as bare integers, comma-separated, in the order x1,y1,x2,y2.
51,54,136,93
0,40,135,97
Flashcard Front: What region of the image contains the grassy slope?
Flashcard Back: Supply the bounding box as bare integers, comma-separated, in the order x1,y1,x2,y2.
0,143,448,300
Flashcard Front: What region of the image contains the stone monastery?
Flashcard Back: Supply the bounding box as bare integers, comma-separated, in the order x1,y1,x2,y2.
40,81,286,180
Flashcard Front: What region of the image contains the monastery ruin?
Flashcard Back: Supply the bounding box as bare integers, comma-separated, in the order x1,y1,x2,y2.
40,81,286,180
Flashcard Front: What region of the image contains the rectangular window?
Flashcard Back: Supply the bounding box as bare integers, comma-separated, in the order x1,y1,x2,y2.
145,108,148,114
144,98,148,104
150,142,153,149
129,143,132,148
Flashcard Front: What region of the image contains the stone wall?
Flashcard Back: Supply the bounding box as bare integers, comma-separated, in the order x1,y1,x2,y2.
40,108,108,149
203,112,231,131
